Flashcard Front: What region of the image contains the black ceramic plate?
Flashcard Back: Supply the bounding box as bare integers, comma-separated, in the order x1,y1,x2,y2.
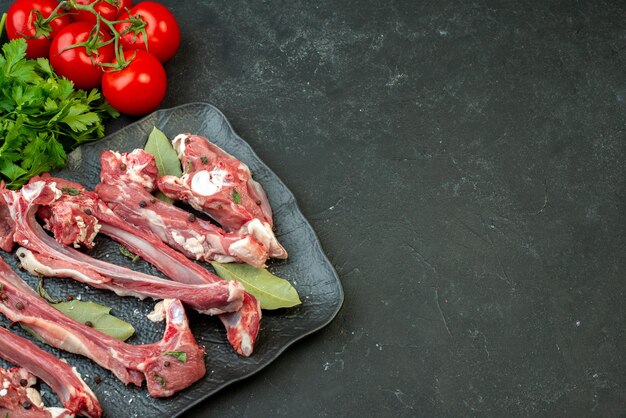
0,103,343,417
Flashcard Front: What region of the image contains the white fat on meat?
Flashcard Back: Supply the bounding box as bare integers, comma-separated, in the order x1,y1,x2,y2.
239,219,273,250
26,387,44,407
16,248,107,285
229,237,263,266
73,216,100,248
147,301,166,322
170,231,206,259
190,168,233,196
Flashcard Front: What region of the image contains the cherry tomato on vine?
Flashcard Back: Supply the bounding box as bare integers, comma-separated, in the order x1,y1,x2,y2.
69,0,119,25
115,1,180,63
118,0,133,13
49,22,115,90
6,0,72,58
101,50,167,115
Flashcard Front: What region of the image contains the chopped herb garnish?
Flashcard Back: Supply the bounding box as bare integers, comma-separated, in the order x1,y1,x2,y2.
164,351,187,363
61,187,81,196
200,156,208,164
37,277,62,304
154,373,166,387
232,189,241,204
119,245,140,262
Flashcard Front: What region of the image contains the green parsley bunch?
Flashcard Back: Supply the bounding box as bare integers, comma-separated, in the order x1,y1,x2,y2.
0,38,118,188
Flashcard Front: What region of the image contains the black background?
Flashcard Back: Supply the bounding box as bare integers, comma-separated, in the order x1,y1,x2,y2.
1,0,625,416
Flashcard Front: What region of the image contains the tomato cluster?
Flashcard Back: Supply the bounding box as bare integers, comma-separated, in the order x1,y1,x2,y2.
5,0,180,116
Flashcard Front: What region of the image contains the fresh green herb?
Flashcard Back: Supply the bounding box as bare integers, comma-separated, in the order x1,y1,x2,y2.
0,39,118,189
61,187,81,196
232,189,241,205
37,276,62,304
186,161,192,172
154,373,166,387
119,245,140,262
143,127,181,202
200,156,208,164
210,262,301,310
164,351,187,363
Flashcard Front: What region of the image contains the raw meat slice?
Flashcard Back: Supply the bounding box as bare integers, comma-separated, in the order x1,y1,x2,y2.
0,327,102,417
157,133,288,259
1,181,244,315
98,149,159,192
0,256,206,398
96,150,268,267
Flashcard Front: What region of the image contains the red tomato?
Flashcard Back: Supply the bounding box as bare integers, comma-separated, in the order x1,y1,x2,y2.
69,0,119,25
115,2,180,63
6,0,72,58
118,0,132,13
49,22,115,90
101,50,167,115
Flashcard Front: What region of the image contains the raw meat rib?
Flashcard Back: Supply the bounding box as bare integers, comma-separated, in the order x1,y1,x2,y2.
98,149,158,192
0,256,206,397
96,150,269,267
157,133,288,259
0,327,102,417
0,366,73,418
1,181,244,315
33,176,261,356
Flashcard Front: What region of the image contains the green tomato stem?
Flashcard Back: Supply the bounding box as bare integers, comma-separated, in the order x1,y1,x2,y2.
0,13,7,40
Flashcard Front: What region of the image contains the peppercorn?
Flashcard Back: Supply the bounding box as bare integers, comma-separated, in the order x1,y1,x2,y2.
19,379,27,387
139,201,147,208
15,301,24,310
85,321,93,327
23,401,32,410
120,163,127,171
84,208,92,215
188,214,196,222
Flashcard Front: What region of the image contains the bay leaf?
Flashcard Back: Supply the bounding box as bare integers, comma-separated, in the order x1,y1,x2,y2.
211,262,301,310
53,300,135,341
144,127,182,177
143,127,181,203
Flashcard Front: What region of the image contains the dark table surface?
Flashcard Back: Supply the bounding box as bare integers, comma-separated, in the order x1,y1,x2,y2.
2,0,625,416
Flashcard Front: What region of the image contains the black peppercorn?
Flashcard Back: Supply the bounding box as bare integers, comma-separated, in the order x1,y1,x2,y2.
139,201,147,208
